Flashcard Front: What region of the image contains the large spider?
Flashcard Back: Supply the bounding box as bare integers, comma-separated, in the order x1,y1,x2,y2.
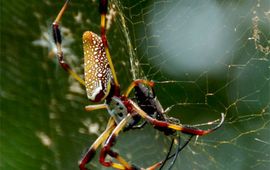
52,0,225,170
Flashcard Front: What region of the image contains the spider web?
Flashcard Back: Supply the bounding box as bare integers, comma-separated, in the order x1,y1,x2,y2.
1,0,269,170
106,0,270,169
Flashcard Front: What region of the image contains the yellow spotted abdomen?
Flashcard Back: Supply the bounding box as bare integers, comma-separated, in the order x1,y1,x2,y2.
83,31,112,102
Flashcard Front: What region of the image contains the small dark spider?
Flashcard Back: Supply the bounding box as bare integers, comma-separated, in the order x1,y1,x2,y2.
52,0,225,170
130,84,195,170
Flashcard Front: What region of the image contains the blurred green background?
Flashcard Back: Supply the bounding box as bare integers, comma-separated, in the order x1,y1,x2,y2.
1,0,269,170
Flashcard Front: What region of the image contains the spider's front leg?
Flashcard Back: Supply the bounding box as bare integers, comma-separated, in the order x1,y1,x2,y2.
79,117,116,170
129,100,225,136
99,114,162,170
99,114,135,170
52,0,85,85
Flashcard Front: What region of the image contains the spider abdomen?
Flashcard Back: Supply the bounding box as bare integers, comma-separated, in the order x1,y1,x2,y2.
83,31,112,102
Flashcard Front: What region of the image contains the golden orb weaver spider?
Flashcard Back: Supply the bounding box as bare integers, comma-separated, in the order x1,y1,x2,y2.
52,0,225,170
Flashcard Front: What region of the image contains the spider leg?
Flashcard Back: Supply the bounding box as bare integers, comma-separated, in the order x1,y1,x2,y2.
99,0,119,87
159,138,176,170
85,104,107,112
166,136,182,170
99,114,135,169
166,135,193,170
124,79,155,97
146,135,193,170
99,114,162,170
52,0,85,85
129,100,225,136
79,117,116,170
128,120,147,130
